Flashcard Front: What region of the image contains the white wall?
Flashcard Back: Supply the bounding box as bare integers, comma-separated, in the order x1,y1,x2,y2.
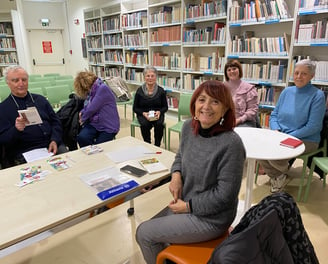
65,0,113,76
11,0,112,76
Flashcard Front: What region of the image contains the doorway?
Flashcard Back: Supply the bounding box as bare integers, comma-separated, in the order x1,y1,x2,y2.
28,29,66,75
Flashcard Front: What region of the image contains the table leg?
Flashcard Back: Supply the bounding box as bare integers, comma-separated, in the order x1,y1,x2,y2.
244,158,256,212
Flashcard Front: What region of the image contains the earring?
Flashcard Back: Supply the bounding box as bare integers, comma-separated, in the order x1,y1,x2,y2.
194,116,198,120
219,117,224,126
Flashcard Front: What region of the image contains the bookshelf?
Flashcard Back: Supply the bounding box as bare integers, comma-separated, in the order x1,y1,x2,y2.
0,13,18,78
83,0,328,118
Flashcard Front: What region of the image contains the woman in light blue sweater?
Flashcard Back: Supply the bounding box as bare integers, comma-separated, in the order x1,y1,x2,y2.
260,59,326,193
136,80,245,264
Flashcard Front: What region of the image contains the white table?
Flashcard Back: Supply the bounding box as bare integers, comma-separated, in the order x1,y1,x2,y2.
234,127,305,212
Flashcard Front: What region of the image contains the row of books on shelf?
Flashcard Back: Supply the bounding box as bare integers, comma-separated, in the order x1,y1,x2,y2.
295,19,328,43
184,0,227,20
151,52,181,69
229,0,291,23
150,25,181,43
183,23,226,44
105,67,123,78
289,56,328,83
88,52,104,64
257,85,281,106
124,32,148,47
104,34,122,46
0,23,13,35
104,50,123,63
85,20,101,34
125,51,148,65
0,52,18,64
241,61,287,83
89,65,105,78
121,11,148,28
183,74,219,91
158,75,181,90
125,68,144,83
184,50,226,73
149,6,181,25
229,33,290,56
103,16,120,32
166,95,179,109
87,37,102,49
298,0,328,10
258,111,271,128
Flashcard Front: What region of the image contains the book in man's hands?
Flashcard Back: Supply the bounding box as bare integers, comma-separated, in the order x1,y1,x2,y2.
280,137,303,148
18,107,42,126
139,157,168,174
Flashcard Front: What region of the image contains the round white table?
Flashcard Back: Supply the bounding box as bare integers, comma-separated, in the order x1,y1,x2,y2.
234,127,305,212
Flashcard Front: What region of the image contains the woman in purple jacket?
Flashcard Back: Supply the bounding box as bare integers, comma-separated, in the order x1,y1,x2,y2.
224,59,258,127
74,71,120,147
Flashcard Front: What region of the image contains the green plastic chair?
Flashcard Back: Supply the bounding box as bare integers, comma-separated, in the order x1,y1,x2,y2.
254,138,327,202
43,73,60,78
29,80,52,95
305,156,328,202
29,87,44,96
55,75,73,80
167,93,192,150
0,84,10,102
29,74,42,81
55,79,74,92
45,85,71,111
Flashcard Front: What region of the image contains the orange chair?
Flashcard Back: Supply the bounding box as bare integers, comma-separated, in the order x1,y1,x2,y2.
156,229,230,264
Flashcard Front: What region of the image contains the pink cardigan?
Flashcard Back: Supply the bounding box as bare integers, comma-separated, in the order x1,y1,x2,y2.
225,80,258,124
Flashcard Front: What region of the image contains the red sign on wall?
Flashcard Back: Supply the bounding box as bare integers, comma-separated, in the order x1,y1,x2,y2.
42,41,53,53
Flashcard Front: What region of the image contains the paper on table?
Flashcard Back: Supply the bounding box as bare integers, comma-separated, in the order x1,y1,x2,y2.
18,107,42,126
23,148,54,163
80,166,139,200
106,145,150,163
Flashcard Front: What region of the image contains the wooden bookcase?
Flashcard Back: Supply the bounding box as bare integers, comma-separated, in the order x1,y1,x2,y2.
83,0,328,115
0,13,19,78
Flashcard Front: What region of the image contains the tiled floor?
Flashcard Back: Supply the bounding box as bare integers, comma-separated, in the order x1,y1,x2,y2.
1,105,327,262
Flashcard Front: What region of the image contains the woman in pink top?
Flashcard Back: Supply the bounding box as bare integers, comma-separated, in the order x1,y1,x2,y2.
224,60,259,127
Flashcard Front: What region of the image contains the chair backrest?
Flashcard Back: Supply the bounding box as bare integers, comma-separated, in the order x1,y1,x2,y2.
43,73,60,78
0,84,10,102
177,93,192,122
55,75,73,80
45,85,71,107
29,87,44,96
29,74,42,82
55,79,74,92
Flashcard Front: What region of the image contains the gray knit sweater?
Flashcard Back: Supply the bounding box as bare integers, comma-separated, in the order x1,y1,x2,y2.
171,119,246,226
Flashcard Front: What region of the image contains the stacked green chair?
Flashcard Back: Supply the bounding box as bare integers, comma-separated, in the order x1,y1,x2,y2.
29,74,42,82
167,93,192,150
56,75,73,80
29,87,44,96
55,79,74,92
43,73,60,78
29,80,52,96
0,84,10,102
45,85,71,111
305,156,328,201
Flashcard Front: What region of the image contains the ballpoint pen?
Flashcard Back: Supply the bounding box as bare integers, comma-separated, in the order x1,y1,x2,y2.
144,151,162,154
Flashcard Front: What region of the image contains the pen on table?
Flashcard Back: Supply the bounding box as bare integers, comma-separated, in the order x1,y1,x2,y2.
144,151,162,154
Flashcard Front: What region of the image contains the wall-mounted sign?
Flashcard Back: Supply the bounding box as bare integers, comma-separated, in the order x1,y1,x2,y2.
42,41,52,53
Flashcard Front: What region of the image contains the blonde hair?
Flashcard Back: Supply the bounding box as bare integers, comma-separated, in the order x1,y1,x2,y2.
74,71,97,99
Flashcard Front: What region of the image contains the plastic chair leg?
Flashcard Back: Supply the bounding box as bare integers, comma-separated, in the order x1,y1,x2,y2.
297,157,309,202
303,159,316,202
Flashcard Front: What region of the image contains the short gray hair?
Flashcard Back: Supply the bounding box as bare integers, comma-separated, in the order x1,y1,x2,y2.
143,65,157,76
3,65,28,83
295,59,316,75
